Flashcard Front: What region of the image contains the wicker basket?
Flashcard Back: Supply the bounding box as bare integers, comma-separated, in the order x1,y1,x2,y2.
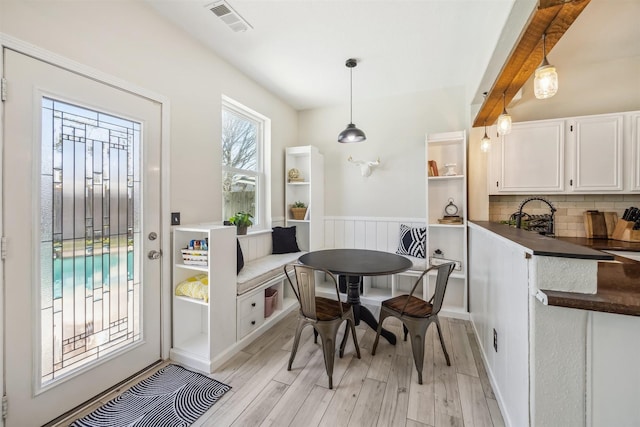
180,249,208,266
291,207,307,220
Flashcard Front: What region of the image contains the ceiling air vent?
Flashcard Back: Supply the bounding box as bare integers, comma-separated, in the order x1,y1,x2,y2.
208,1,253,33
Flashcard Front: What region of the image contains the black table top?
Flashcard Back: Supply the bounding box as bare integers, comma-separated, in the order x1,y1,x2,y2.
298,249,413,276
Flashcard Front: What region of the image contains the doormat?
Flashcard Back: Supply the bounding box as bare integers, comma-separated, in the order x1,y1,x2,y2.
70,364,231,427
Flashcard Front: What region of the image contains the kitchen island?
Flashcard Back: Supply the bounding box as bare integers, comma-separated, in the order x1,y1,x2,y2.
468,221,640,427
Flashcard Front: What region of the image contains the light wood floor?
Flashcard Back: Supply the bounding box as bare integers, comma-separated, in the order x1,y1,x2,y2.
58,306,505,427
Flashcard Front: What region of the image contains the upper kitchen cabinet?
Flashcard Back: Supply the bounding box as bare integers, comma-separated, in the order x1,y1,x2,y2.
488,110,639,195
568,113,623,192
488,119,565,195
632,113,640,192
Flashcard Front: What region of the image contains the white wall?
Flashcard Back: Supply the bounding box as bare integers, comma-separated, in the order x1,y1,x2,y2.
0,0,298,225
298,86,468,218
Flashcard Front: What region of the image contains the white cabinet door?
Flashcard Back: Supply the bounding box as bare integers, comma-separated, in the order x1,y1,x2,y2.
569,114,623,192
632,113,640,192
497,120,565,193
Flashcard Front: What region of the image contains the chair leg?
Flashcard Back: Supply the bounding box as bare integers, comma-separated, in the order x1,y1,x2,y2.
315,321,341,389
288,319,305,371
434,316,451,366
339,321,350,358
339,320,349,358
372,308,390,356
405,321,429,385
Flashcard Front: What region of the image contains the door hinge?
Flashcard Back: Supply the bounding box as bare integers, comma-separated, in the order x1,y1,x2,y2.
2,395,7,419
570,179,573,186
570,125,573,132
1,237,7,260
1,77,7,102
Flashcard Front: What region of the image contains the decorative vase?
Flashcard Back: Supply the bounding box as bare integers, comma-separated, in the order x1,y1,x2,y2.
236,225,248,235
291,208,307,220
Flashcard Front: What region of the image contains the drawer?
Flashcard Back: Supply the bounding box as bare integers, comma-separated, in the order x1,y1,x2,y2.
238,292,265,319
238,314,265,339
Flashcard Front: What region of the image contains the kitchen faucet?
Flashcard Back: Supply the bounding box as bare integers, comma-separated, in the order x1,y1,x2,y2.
515,197,557,236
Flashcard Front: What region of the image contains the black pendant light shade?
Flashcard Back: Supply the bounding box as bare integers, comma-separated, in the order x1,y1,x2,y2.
338,58,366,143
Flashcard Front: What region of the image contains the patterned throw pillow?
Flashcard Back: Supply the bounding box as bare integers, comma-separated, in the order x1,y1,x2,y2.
396,224,427,259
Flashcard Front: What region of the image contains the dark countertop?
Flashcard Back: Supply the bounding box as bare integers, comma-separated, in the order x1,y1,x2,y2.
555,237,640,252
470,222,639,316
469,221,613,260
543,238,640,317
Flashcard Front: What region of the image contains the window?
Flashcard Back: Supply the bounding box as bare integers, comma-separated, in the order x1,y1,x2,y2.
221,96,271,230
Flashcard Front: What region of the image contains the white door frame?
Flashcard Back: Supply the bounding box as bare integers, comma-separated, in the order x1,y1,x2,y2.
0,33,171,420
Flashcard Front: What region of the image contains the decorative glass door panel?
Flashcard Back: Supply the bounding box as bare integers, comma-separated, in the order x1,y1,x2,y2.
40,98,142,385
5,49,161,425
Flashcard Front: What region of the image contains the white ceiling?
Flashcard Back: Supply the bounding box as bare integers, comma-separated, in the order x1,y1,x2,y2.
145,0,640,112
145,0,516,111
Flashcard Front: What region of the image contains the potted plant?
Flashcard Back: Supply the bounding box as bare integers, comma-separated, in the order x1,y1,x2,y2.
290,201,307,220
228,211,253,235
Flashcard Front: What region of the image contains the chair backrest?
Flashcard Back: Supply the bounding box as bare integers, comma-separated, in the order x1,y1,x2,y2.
430,262,455,315
402,262,455,315
284,264,343,321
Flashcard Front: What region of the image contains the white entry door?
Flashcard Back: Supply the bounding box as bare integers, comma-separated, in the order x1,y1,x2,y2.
2,49,162,426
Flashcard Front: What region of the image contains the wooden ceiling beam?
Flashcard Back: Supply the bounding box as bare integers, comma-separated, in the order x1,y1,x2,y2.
473,0,591,128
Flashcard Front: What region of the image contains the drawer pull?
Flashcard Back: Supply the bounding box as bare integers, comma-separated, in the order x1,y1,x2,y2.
251,302,256,307
251,320,256,325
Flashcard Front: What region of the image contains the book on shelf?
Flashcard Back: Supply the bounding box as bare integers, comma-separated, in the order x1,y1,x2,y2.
304,203,311,220
428,160,439,177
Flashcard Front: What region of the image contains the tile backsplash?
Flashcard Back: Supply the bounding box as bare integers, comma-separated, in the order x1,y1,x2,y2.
489,194,640,238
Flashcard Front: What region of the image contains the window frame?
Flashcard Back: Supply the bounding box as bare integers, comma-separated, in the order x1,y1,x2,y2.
221,95,271,232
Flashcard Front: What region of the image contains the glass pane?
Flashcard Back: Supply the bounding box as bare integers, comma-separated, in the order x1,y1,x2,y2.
39,97,141,386
222,171,256,221
221,109,258,171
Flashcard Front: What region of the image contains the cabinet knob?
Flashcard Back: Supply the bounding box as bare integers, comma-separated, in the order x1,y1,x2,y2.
251,302,256,307
251,320,256,325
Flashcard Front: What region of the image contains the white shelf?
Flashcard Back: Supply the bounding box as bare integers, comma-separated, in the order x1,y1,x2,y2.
287,219,309,224
174,295,209,306
174,332,208,357
175,263,208,272
428,223,465,228
287,181,310,185
428,175,464,181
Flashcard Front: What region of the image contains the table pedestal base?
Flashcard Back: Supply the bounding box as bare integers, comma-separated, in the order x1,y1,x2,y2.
339,277,396,355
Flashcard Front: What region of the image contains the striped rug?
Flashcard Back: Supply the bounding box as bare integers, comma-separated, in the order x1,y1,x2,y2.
71,364,231,427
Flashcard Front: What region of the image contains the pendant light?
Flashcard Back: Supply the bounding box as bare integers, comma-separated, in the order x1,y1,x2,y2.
480,122,491,153
338,58,366,143
497,92,512,136
534,34,558,99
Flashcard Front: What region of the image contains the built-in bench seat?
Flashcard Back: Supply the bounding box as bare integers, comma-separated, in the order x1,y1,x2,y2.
236,251,305,296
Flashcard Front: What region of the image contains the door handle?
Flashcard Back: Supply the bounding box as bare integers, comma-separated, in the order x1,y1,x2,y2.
148,250,162,260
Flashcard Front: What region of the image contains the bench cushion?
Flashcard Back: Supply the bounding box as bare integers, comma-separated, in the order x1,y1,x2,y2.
237,252,306,295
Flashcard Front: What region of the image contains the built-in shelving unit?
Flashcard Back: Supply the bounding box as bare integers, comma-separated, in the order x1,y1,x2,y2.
426,130,468,315
285,145,324,251
170,224,236,373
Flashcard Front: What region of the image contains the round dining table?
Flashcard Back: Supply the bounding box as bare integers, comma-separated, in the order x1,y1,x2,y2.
298,248,413,345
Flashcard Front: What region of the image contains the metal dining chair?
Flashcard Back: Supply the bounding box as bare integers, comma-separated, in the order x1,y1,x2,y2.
372,262,455,384
284,264,361,389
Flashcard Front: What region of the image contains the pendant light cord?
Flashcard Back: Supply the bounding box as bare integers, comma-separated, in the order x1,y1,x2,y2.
350,66,353,123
